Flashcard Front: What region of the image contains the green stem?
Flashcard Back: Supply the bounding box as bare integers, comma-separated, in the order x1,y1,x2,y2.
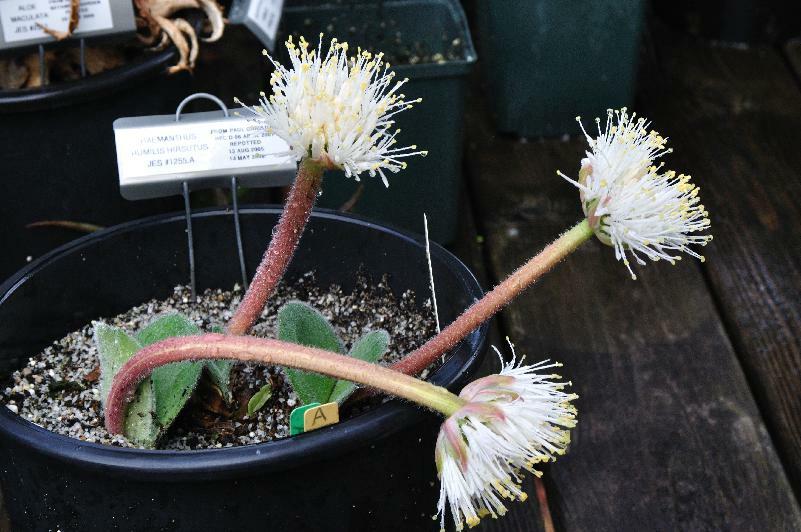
227,158,325,335
105,334,466,435
390,219,594,377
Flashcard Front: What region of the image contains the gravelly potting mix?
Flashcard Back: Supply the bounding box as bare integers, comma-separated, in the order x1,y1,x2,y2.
1,271,436,450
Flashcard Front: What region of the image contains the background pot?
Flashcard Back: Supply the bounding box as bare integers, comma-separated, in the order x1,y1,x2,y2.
475,0,645,137
280,0,477,244
0,207,487,531
0,46,189,283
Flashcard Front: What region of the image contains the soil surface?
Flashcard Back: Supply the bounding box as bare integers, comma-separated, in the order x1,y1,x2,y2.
286,1,466,66
1,271,437,450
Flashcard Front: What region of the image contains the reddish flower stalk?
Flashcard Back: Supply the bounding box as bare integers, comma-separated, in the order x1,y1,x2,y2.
535,477,556,532
226,159,326,335
104,334,466,435
390,219,594,377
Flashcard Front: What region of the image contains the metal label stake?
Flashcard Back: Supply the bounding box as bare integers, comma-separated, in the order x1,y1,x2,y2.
230,176,248,289
34,37,85,87
114,92,295,302
181,181,197,301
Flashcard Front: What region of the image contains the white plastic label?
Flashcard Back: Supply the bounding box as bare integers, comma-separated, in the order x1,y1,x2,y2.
0,0,134,49
0,0,112,42
114,109,296,200
228,0,283,51
247,0,282,44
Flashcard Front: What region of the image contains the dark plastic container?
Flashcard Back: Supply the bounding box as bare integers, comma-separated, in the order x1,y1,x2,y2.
0,47,192,284
279,0,477,243
0,207,487,531
475,0,645,137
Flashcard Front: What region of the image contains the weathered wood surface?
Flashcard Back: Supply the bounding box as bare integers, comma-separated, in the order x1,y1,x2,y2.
462,29,801,531
640,26,801,492
449,186,549,532
0,488,8,532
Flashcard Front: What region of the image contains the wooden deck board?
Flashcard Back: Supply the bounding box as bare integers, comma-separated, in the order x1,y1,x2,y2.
462,27,801,528
640,25,801,491
449,187,548,532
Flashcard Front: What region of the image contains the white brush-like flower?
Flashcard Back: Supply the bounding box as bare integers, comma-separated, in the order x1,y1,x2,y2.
237,35,426,186
558,108,712,279
434,343,577,531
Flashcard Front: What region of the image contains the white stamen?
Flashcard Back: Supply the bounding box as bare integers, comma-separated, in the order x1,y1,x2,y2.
558,108,712,279
237,35,426,184
434,341,577,531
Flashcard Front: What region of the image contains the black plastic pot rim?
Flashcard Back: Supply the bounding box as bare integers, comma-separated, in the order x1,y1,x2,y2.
0,10,210,115
0,206,487,481
0,47,178,114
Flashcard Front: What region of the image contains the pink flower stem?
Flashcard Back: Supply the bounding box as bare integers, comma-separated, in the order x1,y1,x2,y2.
104,334,466,435
226,158,325,335
535,477,556,532
390,219,593,377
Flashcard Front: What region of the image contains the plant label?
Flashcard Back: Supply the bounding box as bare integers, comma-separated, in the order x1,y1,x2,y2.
0,0,136,50
289,402,320,436
302,402,339,433
228,0,283,52
114,109,296,200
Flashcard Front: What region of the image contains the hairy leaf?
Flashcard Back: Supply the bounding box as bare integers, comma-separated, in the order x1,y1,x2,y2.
329,330,390,404
136,313,204,429
123,378,160,447
277,301,344,405
247,383,273,417
206,325,234,403
95,322,142,406
93,322,159,447
136,312,200,345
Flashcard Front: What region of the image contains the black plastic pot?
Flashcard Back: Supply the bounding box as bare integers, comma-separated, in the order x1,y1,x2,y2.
0,47,192,283
0,207,487,531
280,0,477,244
475,0,645,137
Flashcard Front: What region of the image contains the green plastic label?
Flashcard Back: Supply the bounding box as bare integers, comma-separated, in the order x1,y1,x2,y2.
289,402,320,436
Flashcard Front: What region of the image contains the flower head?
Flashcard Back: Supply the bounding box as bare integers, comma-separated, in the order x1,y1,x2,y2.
434,343,577,531
238,35,426,186
559,108,712,279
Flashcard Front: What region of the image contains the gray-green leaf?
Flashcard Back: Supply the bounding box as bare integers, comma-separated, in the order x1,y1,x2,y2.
137,313,204,429
206,325,234,403
123,378,160,447
206,360,234,403
247,383,273,417
93,322,159,447
329,330,390,404
277,301,344,405
136,312,200,345
95,322,143,407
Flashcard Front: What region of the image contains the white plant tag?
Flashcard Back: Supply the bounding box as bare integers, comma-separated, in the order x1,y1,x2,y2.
114,109,296,200
228,0,284,52
0,0,135,49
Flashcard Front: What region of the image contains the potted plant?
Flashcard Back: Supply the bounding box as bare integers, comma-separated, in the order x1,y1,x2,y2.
278,0,477,243
0,0,245,282
0,37,711,530
475,0,646,137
